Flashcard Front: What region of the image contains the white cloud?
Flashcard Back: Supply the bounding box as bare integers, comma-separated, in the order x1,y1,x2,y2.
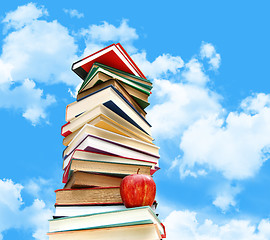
0,179,23,213
68,82,81,98
146,45,222,138
1,18,79,85
80,20,183,79
164,210,270,240
22,199,52,240
63,9,84,19
200,42,216,58
179,93,270,180
0,3,80,125
200,42,221,70
83,19,138,43
0,179,53,240
145,42,269,184
182,58,209,85
0,59,13,85
131,51,184,79
2,3,48,31
212,183,241,212
148,79,222,138
241,93,270,114
145,41,270,212
80,19,138,55
0,79,56,125
24,178,54,199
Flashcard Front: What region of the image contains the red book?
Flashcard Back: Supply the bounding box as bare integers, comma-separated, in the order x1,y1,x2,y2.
72,43,146,80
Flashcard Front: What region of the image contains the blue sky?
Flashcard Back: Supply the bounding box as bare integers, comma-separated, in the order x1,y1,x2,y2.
1,1,270,239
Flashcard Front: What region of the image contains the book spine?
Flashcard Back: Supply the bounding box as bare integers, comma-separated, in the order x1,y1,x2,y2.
61,121,72,137
161,223,166,238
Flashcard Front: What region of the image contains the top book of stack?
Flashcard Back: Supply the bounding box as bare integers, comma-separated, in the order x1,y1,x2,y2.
72,43,147,80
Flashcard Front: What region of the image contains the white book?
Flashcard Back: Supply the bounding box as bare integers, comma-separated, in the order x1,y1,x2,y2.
69,150,158,171
47,222,162,240
62,104,153,144
54,204,157,217
63,124,159,159
63,133,159,170
54,205,126,217
65,86,151,136
49,206,165,238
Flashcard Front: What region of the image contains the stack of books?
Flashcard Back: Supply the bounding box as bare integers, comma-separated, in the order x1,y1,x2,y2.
48,43,166,239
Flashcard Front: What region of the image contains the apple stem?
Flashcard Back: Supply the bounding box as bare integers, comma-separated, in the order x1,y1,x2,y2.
137,168,140,174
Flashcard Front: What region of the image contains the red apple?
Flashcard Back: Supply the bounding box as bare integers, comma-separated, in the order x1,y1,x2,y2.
120,173,156,208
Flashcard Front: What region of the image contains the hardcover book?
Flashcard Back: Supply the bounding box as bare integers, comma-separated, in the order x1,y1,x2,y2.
54,202,157,218
63,124,159,158
62,105,153,145
54,204,126,218
63,159,152,183
78,63,151,109
77,79,146,116
55,187,122,205
48,222,162,240
64,171,123,189
72,43,146,80
62,150,159,183
65,85,151,135
79,64,152,94
49,206,166,238
62,133,160,170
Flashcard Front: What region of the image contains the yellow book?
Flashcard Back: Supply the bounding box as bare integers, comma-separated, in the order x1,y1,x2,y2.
62,105,154,146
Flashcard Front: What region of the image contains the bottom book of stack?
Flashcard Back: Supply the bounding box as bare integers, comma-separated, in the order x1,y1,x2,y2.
48,206,166,240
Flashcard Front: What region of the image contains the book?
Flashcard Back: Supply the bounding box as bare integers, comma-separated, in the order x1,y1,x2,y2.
72,43,146,80
79,64,152,95
62,109,133,138
119,81,150,109
62,150,159,182
48,222,162,240
66,150,158,170
78,63,151,109
49,206,166,238
54,204,126,218
86,62,152,87
54,202,157,218
77,79,146,116
62,105,153,146
62,102,148,140
65,85,151,135
62,134,160,170
63,159,152,184
63,124,159,159
55,187,122,205
64,171,123,189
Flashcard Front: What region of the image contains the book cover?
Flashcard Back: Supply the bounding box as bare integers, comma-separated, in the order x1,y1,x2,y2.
72,43,146,80
65,85,151,134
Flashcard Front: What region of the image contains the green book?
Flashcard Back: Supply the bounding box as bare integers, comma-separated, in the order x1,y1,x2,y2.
79,63,152,94
49,206,165,238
